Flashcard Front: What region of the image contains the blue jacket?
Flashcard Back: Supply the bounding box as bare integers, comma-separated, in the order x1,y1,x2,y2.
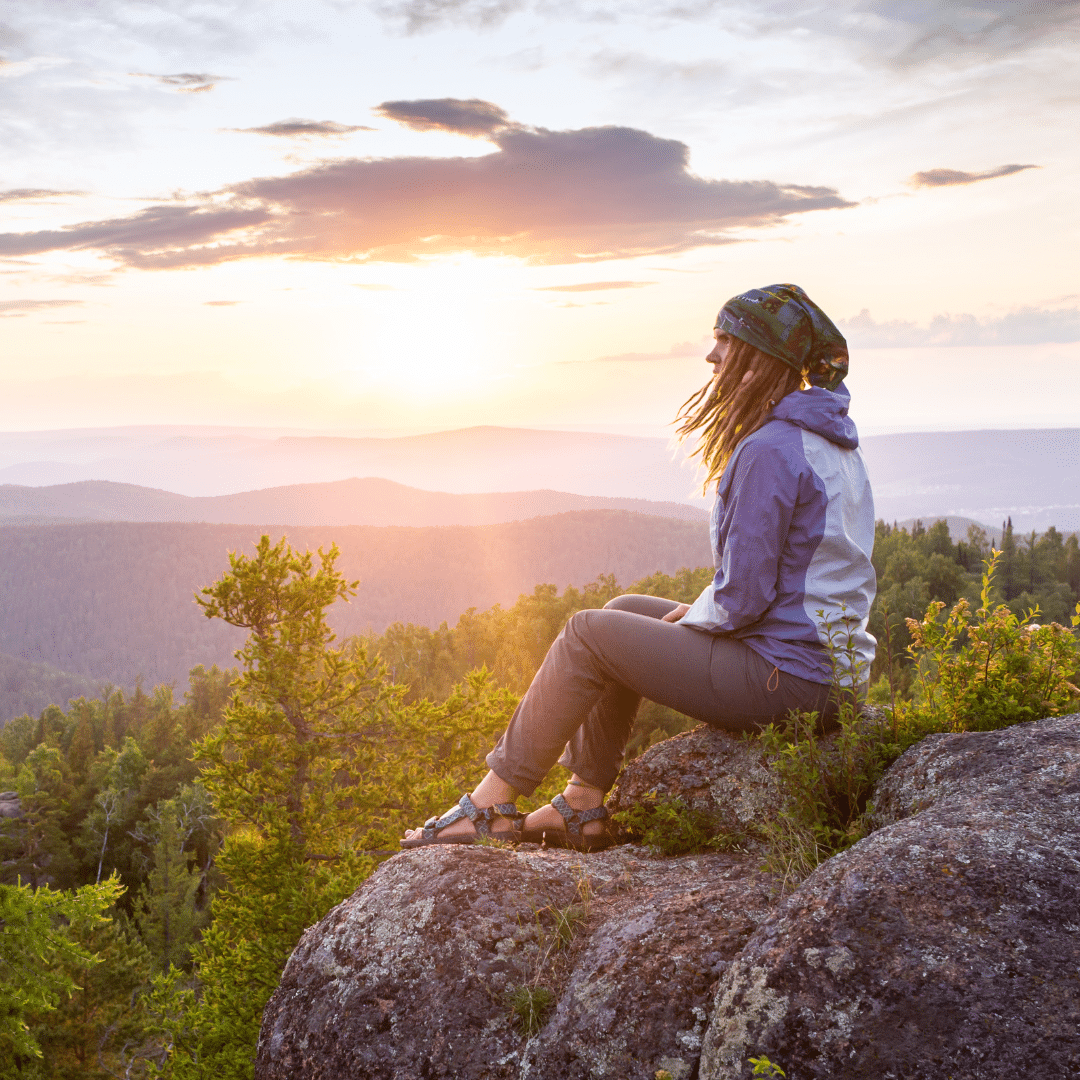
680,383,877,686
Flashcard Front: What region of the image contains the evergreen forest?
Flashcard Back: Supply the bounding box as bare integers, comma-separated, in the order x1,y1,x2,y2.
1,516,1078,1079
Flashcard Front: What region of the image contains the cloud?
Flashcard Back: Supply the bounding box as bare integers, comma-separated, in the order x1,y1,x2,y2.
378,1,1080,65
376,0,528,34
0,188,82,202
233,118,374,138
374,98,514,137
0,204,275,266
132,72,230,93
0,298,84,317
587,338,712,363
351,283,398,290
0,116,854,268
203,300,241,306
535,280,653,292
840,305,1080,347
911,163,1039,188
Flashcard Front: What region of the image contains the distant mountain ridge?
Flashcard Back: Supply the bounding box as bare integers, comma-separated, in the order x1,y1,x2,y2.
0,477,707,527
0,424,1077,532
0,511,713,698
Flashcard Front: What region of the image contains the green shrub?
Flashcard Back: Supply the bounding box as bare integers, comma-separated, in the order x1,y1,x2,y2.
611,792,744,856
758,554,1080,888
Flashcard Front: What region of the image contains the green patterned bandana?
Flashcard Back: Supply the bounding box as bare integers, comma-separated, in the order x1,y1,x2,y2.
714,283,849,391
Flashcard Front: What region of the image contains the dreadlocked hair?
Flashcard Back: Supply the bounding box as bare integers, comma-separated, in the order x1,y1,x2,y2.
676,336,804,492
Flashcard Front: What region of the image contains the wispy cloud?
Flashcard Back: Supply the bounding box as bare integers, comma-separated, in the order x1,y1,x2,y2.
233,118,374,138
203,300,242,306
0,188,83,202
132,72,230,93
586,339,711,363
911,163,1039,188
0,298,84,318
377,0,529,34
840,305,1080,347
535,280,654,292
0,108,855,268
373,97,514,137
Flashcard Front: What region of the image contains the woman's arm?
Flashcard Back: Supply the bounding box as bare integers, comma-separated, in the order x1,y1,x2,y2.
680,437,804,634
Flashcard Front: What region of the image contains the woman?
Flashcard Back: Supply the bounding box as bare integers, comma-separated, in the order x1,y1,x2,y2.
402,283,876,851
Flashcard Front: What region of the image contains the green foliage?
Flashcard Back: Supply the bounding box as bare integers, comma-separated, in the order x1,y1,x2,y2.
28,910,155,1080
506,985,555,1037
611,792,740,856
150,536,518,1080
903,551,1079,734
0,876,123,1074
132,794,211,974
749,1055,786,1077
758,555,1080,889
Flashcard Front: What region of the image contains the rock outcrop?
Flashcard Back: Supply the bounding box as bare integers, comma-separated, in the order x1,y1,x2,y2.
606,725,782,853
699,715,1080,1079
255,716,1080,1080
256,844,778,1080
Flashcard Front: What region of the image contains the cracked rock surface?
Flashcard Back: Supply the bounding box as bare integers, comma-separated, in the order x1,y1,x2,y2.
256,714,1080,1080
607,724,783,851
699,715,1080,1079
255,845,778,1080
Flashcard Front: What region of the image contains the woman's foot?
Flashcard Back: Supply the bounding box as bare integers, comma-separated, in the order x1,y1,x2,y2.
400,771,520,846
522,778,613,850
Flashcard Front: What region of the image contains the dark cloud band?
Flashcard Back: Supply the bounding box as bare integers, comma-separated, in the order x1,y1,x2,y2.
0,115,854,268
374,98,513,137
911,163,1038,188
234,119,374,138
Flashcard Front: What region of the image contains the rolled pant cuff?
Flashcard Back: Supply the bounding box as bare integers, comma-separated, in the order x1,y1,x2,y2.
556,748,617,793
485,748,544,798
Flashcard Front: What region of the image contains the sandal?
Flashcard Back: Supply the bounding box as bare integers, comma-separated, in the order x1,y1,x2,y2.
400,793,525,849
520,794,617,853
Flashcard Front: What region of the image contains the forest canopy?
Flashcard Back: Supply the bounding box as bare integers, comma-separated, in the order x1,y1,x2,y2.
0,516,1077,1078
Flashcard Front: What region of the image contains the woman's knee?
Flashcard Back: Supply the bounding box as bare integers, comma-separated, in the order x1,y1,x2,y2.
604,594,642,612
604,593,681,619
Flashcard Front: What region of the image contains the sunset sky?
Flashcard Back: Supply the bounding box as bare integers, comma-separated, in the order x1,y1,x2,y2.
2,1,1079,438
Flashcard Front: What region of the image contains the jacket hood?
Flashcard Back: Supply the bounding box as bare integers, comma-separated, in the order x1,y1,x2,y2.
768,381,859,449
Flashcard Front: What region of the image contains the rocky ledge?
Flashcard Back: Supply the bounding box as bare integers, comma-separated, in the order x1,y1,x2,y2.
255,715,1080,1080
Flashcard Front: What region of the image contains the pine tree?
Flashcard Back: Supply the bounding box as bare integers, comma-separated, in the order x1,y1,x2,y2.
30,910,154,1080
133,798,207,974
0,876,122,1075
150,536,516,1080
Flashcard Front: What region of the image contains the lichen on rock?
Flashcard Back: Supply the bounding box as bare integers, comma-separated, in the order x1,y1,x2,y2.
698,714,1080,1080
256,714,1080,1080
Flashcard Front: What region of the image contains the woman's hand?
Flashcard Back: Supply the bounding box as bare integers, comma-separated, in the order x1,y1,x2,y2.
661,603,691,623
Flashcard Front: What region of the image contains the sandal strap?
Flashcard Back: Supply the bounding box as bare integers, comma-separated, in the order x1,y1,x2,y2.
551,793,609,838
422,794,524,841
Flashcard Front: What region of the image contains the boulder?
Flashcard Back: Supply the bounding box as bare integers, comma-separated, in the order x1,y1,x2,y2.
256,714,1080,1080
0,791,20,819
607,725,782,851
255,844,779,1080
698,715,1080,1079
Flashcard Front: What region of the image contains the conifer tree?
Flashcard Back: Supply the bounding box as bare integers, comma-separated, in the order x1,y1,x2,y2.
133,798,207,974
29,909,153,1080
151,536,515,1080
0,876,122,1075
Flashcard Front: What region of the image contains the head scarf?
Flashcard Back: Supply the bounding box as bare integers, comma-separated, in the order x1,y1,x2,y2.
714,283,849,391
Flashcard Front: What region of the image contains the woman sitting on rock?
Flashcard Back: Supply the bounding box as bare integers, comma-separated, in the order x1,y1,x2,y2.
402,283,877,852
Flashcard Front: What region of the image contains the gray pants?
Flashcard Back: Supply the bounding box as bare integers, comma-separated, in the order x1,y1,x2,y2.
486,594,838,795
